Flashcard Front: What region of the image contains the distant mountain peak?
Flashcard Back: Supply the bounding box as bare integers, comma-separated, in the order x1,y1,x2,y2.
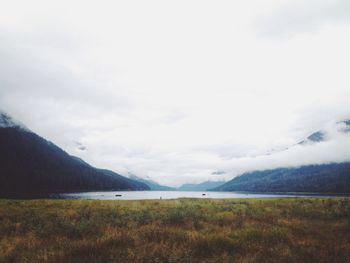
339,119,350,133
298,130,326,145
307,131,325,142
296,119,350,146
343,119,350,125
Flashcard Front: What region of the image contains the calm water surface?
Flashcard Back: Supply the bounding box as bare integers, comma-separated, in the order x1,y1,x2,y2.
59,191,324,200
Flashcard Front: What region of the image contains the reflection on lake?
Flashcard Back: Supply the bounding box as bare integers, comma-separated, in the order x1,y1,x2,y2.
58,191,325,200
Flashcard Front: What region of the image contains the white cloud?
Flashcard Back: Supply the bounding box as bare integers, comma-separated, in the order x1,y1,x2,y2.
1,0,350,186
256,0,350,38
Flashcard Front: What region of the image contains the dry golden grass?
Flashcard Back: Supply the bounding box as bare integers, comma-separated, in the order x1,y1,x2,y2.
0,198,349,263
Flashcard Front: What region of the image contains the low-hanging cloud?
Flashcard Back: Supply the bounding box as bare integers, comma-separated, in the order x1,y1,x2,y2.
1,1,350,186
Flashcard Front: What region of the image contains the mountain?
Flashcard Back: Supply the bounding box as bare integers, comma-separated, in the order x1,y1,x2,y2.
299,119,350,145
178,181,226,191
0,112,149,198
343,120,350,130
127,174,175,190
212,163,350,193
298,131,325,145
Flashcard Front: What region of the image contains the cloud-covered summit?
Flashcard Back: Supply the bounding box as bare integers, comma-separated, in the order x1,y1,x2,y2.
0,111,29,131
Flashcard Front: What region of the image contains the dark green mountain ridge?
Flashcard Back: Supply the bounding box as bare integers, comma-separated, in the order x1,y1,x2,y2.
213,163,350,193
0,112,149,198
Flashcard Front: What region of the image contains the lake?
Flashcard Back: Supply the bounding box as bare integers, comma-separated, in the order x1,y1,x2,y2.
58,191,327,200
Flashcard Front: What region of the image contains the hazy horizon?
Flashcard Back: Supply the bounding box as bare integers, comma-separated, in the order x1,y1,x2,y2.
1,0,350,186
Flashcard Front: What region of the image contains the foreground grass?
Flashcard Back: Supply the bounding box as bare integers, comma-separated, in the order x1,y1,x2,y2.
0,198,350,263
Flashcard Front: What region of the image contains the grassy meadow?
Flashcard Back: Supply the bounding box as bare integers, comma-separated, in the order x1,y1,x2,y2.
0,198,350,263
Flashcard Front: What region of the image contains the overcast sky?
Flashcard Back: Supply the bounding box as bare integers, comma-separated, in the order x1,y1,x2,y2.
1,0,350,186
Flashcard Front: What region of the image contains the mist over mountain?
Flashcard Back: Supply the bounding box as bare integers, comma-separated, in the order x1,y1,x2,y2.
0,112,149,198
297,120,350,145
209,120,350,193
127,173,175,191
264,119,350,155
2,109,350,195
1,0,350,187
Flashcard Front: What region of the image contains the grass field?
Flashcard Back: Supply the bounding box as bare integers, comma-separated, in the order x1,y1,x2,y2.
1,198,350,263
